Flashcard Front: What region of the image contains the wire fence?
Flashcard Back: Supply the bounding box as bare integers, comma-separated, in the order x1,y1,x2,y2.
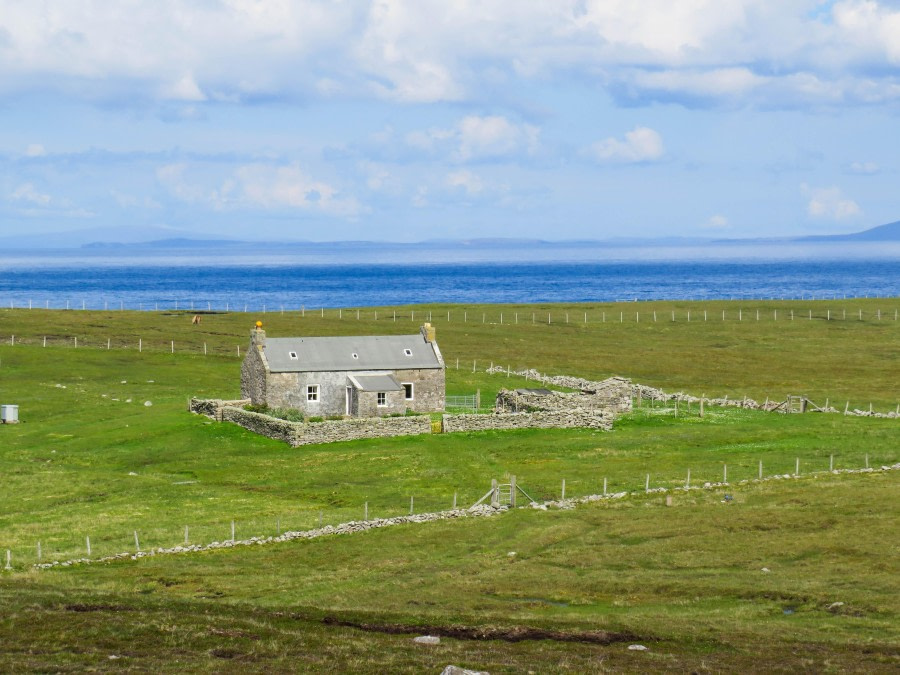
3,290,900,314
1,303,898,362
5,453,896,572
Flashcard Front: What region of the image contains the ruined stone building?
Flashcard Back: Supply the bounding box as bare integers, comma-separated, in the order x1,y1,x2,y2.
240,322,445,418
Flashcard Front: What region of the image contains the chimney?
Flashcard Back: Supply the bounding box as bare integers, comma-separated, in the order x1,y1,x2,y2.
421,322,436,343
251,321,266,348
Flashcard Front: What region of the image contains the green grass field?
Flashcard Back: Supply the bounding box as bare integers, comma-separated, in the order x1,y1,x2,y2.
0,301,897,672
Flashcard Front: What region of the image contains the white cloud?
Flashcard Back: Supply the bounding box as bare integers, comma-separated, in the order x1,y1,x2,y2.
446,170,484,195
7,182,94,218
406,115,538,161
456,115,539,161
2,2,900,107
24,143,46,157
803,184,862,220
157,161,361,217
848,161,880,175
161,74,206,102
587,126,664,163
700,214,730,230
10,182,51,205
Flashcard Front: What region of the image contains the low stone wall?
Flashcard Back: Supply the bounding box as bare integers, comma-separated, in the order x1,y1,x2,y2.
221,406,300,445
291,414,431,446
191,398,431,446
443,409,614,433
490,367,900,420
495,381,632,416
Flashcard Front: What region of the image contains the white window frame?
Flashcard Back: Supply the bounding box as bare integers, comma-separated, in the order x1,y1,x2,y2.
402,382,414,400
376,392,387,407
289,351,298,360
307,384,319,402
404,348,412,356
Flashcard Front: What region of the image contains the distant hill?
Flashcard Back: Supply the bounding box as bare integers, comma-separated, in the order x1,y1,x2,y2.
1,219,898,251
799,220,900,242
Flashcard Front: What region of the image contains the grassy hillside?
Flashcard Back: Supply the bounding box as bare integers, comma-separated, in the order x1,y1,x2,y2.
0,301,898,672
1,297,899,404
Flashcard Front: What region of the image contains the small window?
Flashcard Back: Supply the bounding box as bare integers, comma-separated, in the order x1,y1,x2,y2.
404,348,412,356
402,383,414,400
377,392,386,406
352,353,359,359
288,351,298,360
307,385,319,402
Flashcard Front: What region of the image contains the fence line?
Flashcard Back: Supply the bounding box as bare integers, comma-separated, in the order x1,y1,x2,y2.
1,304,898,358
10,458,897,573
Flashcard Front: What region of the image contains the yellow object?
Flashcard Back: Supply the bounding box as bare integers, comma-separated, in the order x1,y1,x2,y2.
255,321,263,328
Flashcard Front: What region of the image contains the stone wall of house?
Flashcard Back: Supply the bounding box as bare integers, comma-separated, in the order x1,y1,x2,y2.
356,389,406,417
265,370,350,416
391,367,445,413
240,346,267,405
442,409,614,433
264,368,444,417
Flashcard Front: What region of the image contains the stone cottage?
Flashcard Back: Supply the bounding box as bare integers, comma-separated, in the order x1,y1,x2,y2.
240,322,445,418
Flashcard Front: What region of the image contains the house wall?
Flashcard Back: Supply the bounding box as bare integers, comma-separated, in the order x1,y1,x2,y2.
356,389,405,417
265,370,349,416
391,367,445,413
265,367,444,417
240,346,267,405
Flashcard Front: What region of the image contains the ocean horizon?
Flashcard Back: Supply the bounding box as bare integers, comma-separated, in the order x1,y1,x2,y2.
1,243,899,311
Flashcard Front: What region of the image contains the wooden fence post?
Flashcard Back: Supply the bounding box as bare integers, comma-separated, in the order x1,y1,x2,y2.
510,475,517,507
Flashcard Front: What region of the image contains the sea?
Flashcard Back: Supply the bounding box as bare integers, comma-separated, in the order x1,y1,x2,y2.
1,241,899,310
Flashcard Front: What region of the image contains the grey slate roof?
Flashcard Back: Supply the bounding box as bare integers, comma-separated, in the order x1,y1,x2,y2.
264,334,442,373
348,374,403,392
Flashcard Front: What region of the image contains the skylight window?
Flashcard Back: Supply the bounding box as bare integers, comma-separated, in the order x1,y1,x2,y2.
289,351,298,360
352,353,359,359
404,348,412,356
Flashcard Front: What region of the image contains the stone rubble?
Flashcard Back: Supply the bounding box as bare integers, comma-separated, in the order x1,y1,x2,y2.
441,666,489,675
413,635,441,645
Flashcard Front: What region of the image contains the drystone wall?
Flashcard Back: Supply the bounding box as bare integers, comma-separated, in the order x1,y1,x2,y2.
489,366,900,419
495,377,632,415
190,398,431,446
33,463,900,572
292,414,431,445
442,409,614,433
221,406,300,445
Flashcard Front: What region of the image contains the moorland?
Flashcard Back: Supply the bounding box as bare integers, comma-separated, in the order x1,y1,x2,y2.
0,299,897,672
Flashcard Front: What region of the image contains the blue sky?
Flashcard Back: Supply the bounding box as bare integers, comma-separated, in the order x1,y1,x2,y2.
1,0,899,243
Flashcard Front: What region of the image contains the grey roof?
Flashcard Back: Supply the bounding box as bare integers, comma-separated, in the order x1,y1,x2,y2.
348,374,403,392
264,334,442,373
516,388,553,395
